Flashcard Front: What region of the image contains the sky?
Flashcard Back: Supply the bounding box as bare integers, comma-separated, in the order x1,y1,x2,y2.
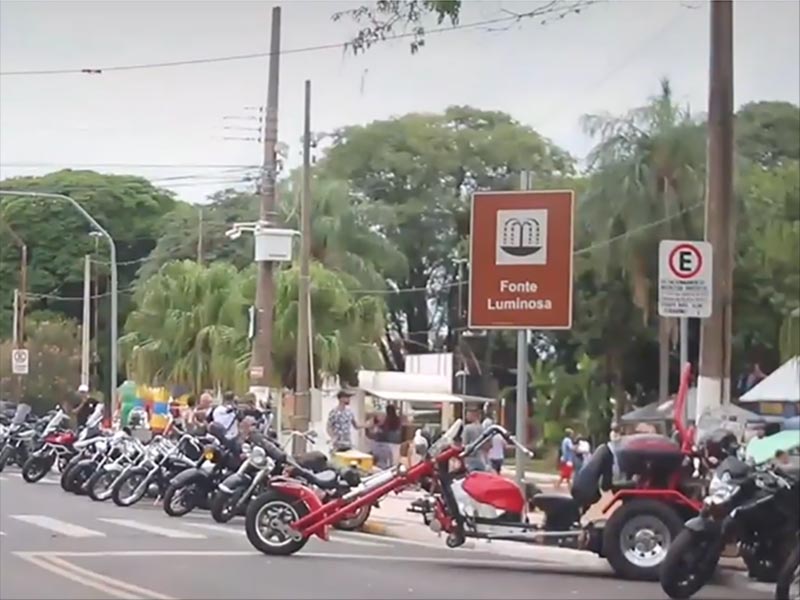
1,0,798,203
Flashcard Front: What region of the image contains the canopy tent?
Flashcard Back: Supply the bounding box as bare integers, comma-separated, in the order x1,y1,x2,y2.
740,356,800,403
360,389,496,405
621,388,762,425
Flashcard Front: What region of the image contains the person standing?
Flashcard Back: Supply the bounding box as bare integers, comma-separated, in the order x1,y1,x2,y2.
487,429,507,474
73,384,98,429
462,408,488,472
327,390,362,452
557,428,576,489
210,391,239,440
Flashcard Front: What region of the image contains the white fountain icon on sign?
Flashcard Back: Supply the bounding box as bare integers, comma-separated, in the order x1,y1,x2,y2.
495,209,549,265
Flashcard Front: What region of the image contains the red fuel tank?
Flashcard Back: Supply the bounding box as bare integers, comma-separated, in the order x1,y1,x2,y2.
462,472,526,514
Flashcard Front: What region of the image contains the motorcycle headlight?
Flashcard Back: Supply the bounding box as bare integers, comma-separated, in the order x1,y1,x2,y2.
706,473,739,505
250,446,268,468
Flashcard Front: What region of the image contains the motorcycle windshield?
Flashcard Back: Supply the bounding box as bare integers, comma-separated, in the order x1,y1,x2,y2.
11,403,32,426
85,404,105,429
42,410,67,435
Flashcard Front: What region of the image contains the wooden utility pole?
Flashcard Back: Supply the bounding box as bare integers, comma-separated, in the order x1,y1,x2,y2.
697,0,735,421
249,6,282,390
197,207,204,265
294,79,312,454
81,255,91,389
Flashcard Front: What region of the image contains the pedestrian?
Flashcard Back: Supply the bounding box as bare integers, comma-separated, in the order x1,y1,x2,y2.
209,391,239,441
575,436,592,473
557,428,576,489
376,404,402,468
73,384,98,429
194,392,214,424
326,390,362,453
487,428,507,474
462,408,489,472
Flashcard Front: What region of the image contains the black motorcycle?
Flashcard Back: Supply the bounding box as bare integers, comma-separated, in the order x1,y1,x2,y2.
162,425,242,517
775,536,799,600
660,455,798,599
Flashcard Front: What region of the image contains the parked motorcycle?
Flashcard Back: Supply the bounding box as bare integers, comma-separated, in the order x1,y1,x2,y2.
86,433,146,502
775,537,800,600
111,432,201,507
660,453,799,599
21,407,76,482
0,404,41,472
62,429,132,495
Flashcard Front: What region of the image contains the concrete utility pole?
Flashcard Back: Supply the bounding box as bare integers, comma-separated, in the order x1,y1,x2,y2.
515,171,533,484
697,0,735,422
249,6,282,391
1,218,27,344
294,79,313,454
81,255,91,390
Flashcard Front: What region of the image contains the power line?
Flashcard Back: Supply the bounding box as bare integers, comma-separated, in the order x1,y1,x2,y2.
0,162,259,169
0,9,590,77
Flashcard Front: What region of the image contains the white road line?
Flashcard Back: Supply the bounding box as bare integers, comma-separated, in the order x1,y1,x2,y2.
184,522,243,535
0,475,8,481
11,515,106,538
39,478,59,485
97,518,206,539
0,531,6,536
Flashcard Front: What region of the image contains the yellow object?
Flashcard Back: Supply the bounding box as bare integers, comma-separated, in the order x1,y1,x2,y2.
332,450,374,472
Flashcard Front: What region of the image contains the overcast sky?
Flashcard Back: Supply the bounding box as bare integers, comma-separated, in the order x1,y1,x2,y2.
1,0,798,203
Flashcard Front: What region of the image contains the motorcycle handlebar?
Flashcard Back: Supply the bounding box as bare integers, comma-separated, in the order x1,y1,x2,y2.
459,424,535,461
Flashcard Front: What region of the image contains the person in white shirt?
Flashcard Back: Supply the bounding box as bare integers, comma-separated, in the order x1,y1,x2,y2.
210,392,239,440
488,431,507,474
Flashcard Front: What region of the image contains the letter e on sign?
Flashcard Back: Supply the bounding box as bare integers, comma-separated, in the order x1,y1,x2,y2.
658,240,713,319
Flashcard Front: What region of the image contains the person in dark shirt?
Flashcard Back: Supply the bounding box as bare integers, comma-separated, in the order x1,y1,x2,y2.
73,384,98,429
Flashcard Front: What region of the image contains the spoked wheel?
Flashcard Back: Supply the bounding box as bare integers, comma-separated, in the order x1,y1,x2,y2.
245,491,310,556
112,469,149,507
211,489,245,523
163,483,199,517
88,469,119,502
22,455,54,483
660,529,721,599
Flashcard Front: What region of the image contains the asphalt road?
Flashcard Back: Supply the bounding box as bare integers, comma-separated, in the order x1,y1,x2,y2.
0,468,772,600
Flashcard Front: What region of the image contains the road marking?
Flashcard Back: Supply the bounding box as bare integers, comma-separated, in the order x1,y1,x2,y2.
0,475,8,481
39,478,59,485
0,531,5,536
15,553,173,600
11,515,106,538
97,518,206,539
184,522,243,535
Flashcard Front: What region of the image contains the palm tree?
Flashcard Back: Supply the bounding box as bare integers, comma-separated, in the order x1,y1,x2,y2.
120,260,250,393
580,79,706,404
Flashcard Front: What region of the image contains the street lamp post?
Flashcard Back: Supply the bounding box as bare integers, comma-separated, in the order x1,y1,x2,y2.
0,191,118,421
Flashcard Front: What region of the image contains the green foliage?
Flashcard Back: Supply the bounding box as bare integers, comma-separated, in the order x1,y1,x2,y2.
736,101,800,168
0,317,81,412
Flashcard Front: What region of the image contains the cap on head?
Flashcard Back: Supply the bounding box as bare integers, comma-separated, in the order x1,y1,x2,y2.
78,384,89,393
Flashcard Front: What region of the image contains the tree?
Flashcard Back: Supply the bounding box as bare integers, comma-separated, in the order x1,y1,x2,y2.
333,0,596,54
318,105,574,368
0,317,82,413
579,79,706,405
736,101,800,169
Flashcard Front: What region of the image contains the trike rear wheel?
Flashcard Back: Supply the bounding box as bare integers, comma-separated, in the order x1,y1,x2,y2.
603,498,685,581
245,490,309,556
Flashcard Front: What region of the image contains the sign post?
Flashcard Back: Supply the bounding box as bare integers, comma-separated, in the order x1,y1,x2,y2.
658,240,713,424
469,188,574,483
11,348,29,375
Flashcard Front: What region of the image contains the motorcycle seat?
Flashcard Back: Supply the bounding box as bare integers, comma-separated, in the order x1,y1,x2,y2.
303,468,339,490
530,492,579,513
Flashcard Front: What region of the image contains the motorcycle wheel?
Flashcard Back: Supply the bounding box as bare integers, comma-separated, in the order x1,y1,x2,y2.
742,547,780,583
111,467,149,507
163,482,199,517
0,445,13,472
659,528,721,599
775,544,800,600
60,457,84,491
603,499,685,581
22,455,55,483
211,488,246,523
67,463,95,495
333,504,371,532
245,490,310,556
87,468,119,502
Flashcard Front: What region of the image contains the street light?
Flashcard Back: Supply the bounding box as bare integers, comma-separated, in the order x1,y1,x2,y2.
0,190,118,421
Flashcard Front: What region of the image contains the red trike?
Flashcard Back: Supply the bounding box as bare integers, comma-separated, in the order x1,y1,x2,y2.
245,364,709,581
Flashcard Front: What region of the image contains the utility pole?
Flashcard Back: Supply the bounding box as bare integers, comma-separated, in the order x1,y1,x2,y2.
249,6,282,394
91,235,101,391
81,255,91,389
697,0,735,423
294,79,312,455
515,171,532,485
1,219,27,344
197,207,204,265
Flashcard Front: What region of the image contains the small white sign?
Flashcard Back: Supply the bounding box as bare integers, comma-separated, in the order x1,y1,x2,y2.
658,240,713,318
11,349,29,375
495,209,549,265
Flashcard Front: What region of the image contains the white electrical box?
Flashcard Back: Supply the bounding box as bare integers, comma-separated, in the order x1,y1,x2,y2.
254,228,297,262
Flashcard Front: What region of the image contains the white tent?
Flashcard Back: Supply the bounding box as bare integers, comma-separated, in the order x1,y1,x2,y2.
739,356,800,403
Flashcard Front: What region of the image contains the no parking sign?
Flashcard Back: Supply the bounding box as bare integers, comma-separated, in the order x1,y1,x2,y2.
658,240,713,318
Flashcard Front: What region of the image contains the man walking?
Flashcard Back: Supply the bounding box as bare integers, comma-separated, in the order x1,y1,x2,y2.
327,390,362,452
462,408,488,472
557,428,576,489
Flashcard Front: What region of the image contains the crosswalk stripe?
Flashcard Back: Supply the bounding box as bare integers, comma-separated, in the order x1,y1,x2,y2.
184,522,242,536
0,531,6,536
97,518,206,539
11,515,106,538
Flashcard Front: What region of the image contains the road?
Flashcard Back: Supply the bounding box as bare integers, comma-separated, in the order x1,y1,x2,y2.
0,469,771,600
